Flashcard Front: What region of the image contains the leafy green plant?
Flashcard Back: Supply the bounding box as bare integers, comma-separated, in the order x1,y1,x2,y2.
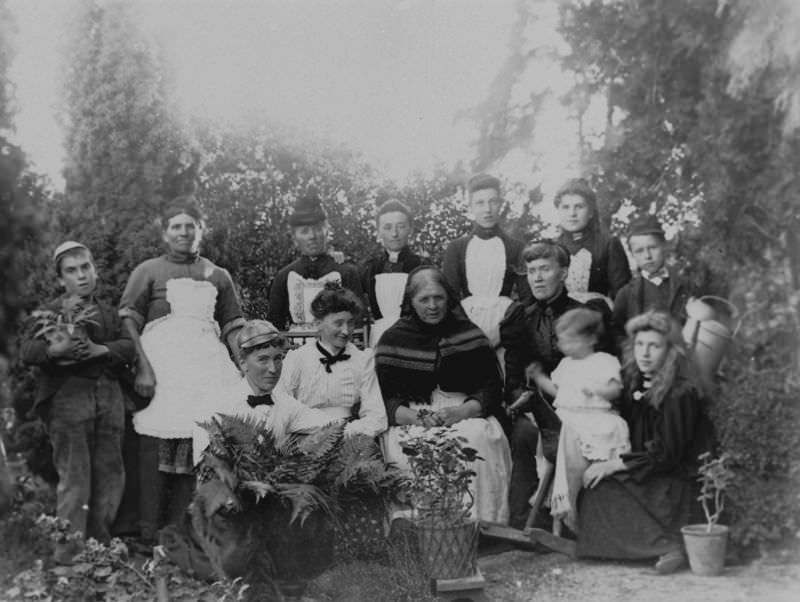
30,295,98,341
194,414,403,595
399,426,482,527
696,452,734,532
199,414,401,524
711,351,800,549
0,511,249,602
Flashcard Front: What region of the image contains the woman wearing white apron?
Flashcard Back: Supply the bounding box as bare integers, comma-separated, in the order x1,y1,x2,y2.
268,190,363,331
119,198,245,541
460,234,513,363
359,199,425,347
442,175,528,369
375,267,511,524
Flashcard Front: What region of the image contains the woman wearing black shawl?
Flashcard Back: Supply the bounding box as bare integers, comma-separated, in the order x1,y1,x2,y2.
374,266,511,523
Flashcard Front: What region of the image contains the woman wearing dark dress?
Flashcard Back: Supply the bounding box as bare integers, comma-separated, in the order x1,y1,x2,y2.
576,310,713,574
555,178,631,304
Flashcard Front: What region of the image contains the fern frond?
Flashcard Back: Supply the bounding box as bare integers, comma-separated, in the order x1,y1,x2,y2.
240,480,278,503
276,483,334,525
296,421,344,458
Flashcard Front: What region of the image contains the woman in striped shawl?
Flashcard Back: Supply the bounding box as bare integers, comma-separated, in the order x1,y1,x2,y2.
374,266,511,523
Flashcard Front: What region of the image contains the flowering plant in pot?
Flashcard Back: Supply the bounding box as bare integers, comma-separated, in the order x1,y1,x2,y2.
681,451,734,576
399,425,483,580
31,295,98,348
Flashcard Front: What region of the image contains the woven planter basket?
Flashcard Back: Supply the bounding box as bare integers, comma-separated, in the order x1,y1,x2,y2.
416,520,479,580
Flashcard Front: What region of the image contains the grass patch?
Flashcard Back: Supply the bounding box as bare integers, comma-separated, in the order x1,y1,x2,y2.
310,533,437,602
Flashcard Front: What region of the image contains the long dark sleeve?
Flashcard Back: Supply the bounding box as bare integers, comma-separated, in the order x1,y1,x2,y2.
98,304,136,367
499,302,533,402
612,283,632,350
358,258,377,319
442,239,465,298
340,264,364,298
267,268,290,329
607,237,632,299
464,346,503,418
623,385,703,482
375,361,428,427
19,336,53,367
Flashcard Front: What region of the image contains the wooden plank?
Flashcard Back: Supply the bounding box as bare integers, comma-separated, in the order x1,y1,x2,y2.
435,569,486,592
480,521,576,558
437,589,491,602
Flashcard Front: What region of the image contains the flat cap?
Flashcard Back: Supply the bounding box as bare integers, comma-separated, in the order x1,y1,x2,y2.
467,173,502,195
236,319,283,351
628,214,665,239
53,241,90,266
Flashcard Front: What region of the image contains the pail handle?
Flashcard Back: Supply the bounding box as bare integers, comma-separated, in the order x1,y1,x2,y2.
695,296,753,338
696,296,739,320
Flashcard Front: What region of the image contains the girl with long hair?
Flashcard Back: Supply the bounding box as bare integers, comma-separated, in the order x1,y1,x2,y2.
554,178,631,304
576,310,713,574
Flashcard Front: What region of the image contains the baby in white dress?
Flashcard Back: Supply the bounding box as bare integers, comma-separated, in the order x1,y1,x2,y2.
527,307,630,530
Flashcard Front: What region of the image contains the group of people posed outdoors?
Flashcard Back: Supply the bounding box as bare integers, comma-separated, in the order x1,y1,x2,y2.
21,173,713,575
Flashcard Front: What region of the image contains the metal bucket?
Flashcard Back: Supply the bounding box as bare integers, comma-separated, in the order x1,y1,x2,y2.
682,296,738,384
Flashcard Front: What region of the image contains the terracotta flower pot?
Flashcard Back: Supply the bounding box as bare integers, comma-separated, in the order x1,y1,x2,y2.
681,524,729,576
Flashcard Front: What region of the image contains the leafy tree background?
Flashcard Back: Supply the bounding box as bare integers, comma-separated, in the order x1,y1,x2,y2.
472,0,800,549
1,0,798,552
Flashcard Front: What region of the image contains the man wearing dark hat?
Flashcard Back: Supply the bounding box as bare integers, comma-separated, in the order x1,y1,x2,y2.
267,191,363,330
611,214,691,346
20,241,135,562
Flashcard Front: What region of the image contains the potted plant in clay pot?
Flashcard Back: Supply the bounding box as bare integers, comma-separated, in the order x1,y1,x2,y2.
681,451,734,576
400,425,483,581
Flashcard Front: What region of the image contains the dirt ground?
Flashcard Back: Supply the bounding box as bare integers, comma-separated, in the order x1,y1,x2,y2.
478,549,800,602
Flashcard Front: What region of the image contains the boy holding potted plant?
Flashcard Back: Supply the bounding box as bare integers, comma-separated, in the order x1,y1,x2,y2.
20,241,135,562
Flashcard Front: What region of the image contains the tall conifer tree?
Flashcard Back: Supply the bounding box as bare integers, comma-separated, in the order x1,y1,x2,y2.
60,0,193,299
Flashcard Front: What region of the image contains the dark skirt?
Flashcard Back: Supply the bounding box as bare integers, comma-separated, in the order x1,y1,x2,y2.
158,437,194,474
576,472,695,560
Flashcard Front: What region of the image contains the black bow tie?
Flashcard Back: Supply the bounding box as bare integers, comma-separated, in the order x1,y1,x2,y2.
317,341,350,373
301,254,326,279
473,225,501,240
246,393,274,408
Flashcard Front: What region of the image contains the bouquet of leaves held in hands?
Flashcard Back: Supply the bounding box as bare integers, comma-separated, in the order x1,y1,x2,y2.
399,426,482,527
30,295,98,343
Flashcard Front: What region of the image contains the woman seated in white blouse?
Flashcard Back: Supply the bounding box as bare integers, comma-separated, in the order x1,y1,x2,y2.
272,283,388,439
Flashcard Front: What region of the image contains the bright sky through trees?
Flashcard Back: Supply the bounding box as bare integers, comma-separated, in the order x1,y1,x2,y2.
7,0,581,200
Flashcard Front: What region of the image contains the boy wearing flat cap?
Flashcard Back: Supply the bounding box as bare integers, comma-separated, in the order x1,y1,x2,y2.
20,242,134,561
267,190,363,330
192,319,337,462
611,215,692,344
